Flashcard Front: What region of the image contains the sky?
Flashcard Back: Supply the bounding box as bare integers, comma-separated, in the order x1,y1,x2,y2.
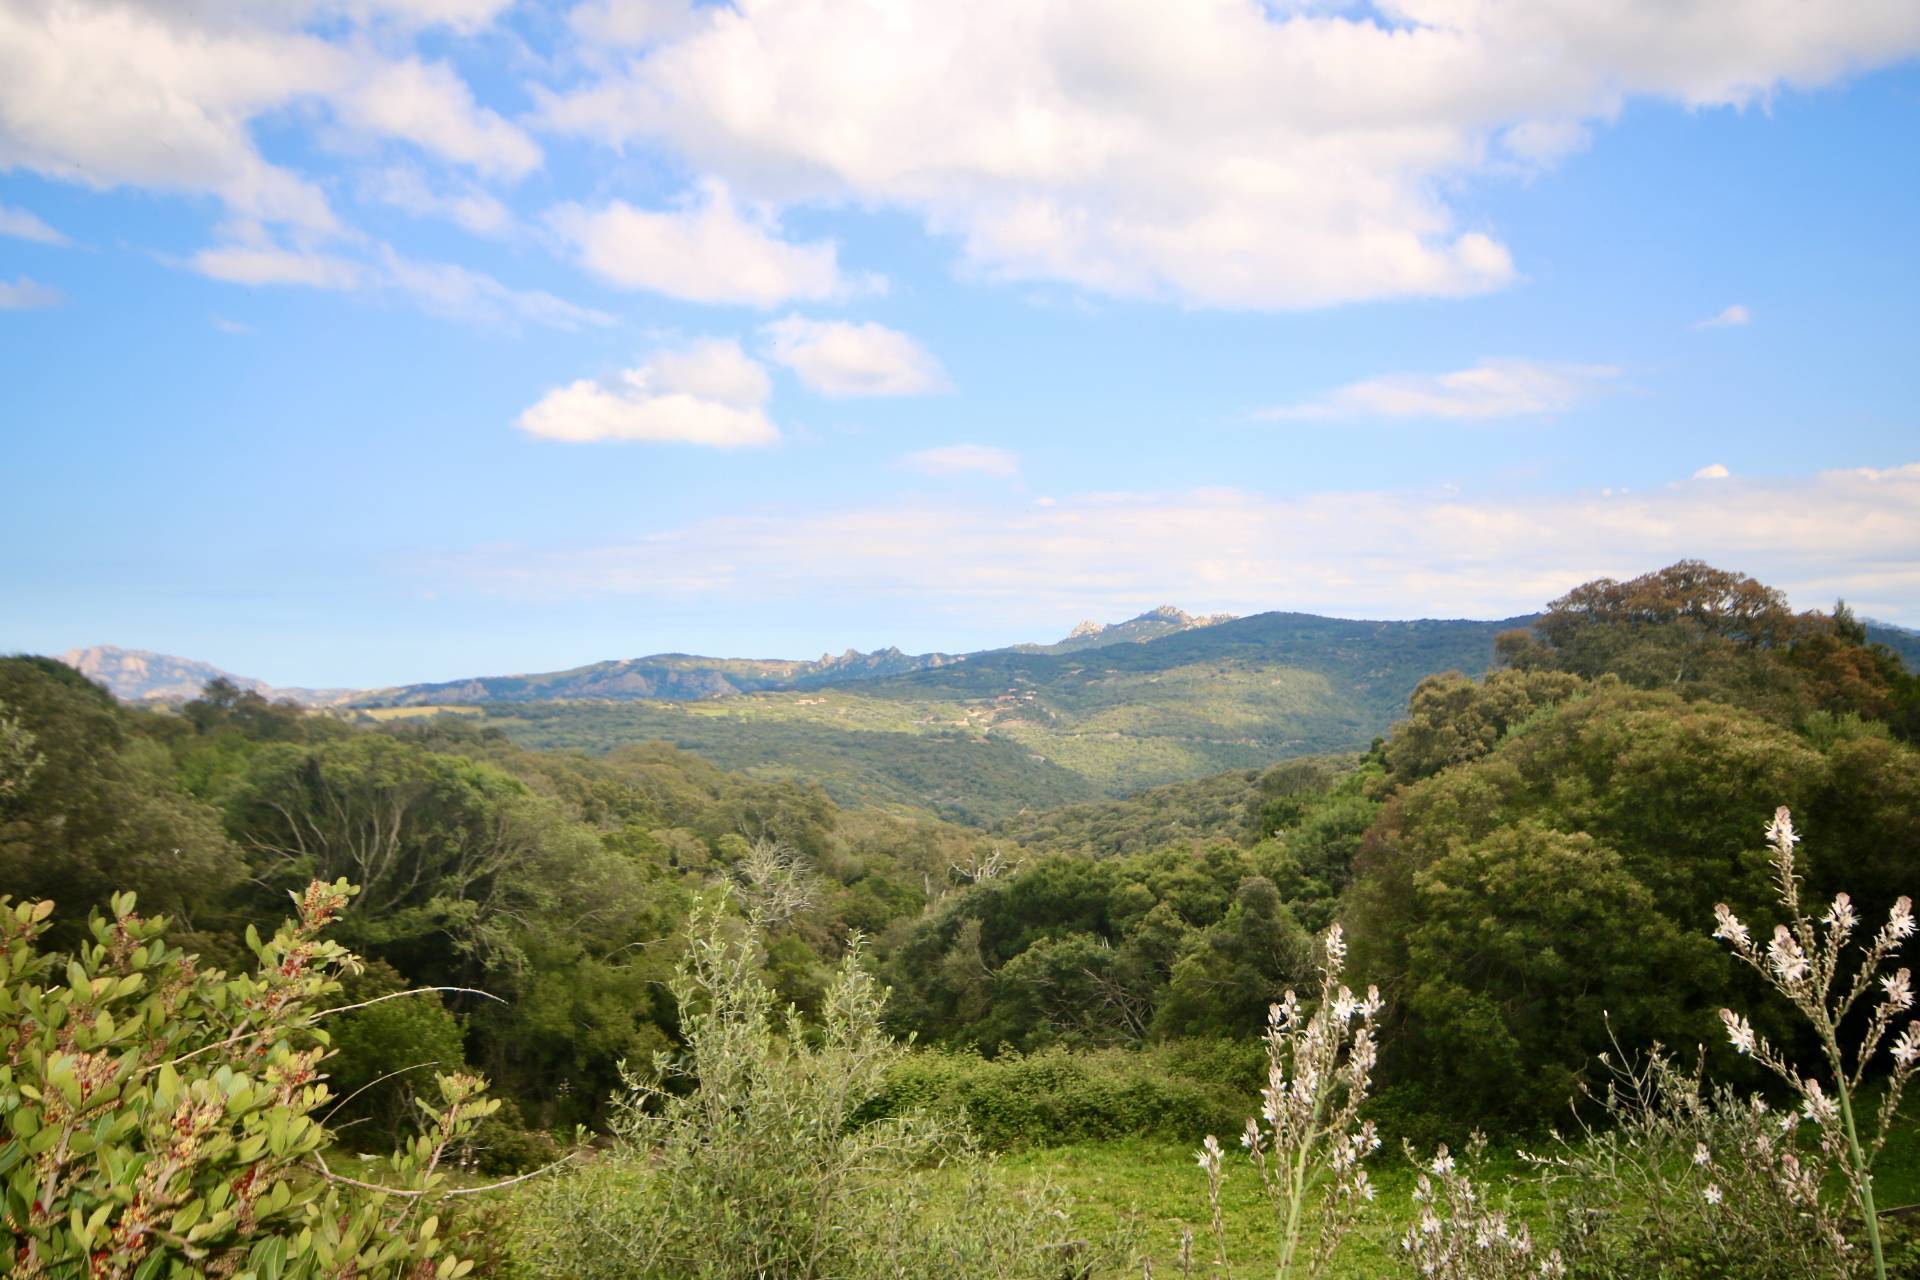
3,0,1919,689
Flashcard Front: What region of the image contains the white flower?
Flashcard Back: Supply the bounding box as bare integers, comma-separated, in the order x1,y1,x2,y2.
1892,1024,1920,1069
1430,1148,1455,1177
1823,893,1858,933
1712,904,1752,951
1721,1008,1758,1055
1881,969,1913,1011
1693,1142,1711,1167
1324,922,1347,967
1891,897,1917,941
1703,1184,1723,1206
1768,925,1811,985
1766,807,1800,849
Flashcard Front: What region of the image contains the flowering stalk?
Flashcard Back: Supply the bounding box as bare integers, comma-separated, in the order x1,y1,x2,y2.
1197,923,1381,1280
1712,807,1919,1280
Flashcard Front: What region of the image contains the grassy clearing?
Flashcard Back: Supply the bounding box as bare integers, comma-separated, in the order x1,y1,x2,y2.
355,703,483,720
987,1139,1533,1278
978,1122,1920,1279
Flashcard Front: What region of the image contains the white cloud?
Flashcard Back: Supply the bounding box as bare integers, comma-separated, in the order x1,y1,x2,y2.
762,316,950,397
1695,304,1753,328
0,277,62,309
437,463,1920,624
0,2,535,237
517,339,779,447
0,204,69,245
901,445,1019,478
375,248,615,331
333,58,541,180
1258,358,1618,421
537,1,1920,309
186,230,612,330
1693,463,1731,480
363,166,513,236
546,180,855,306
568,0,704,47
211,315,253,334
0,1,344,232
190,240,367,290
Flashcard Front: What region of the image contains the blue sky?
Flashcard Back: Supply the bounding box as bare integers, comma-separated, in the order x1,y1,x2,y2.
3,1,1918,688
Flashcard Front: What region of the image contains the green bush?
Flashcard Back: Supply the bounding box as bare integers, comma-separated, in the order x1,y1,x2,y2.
514,893,1113,1278
864,1039,1262,1148
0,881,498,1278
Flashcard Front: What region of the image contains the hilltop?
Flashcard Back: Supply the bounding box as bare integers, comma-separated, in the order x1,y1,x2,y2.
58,646,357,707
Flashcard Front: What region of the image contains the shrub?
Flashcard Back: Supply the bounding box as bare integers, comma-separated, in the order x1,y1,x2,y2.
515,892,1110,1279
1529,1045,1849,1279
864,1040,1261,1149
0,881,498,1278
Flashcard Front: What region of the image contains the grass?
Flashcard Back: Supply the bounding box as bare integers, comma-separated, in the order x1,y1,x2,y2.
354,704,483,720
986,1138,1534,1278
976,1116,1920,1278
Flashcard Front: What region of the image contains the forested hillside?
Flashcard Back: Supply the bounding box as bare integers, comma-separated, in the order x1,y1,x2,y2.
424,610,1526,816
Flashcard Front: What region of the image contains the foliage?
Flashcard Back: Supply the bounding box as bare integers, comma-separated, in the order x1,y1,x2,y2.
1495,561,1916,733
0,697,44,803
0,658,243,948
323,959,468,1142
0,881,495,1279
1348,678,1920,1126
514,892,1106,1279
864,1039,1263,1149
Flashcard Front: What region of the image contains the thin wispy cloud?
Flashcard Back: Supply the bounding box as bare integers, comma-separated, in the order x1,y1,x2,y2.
1694,304,1753,329
900,445,1019,478
518,339,780,448
0,204,69,246
0,277,63,310
186,232,611,331
1257,359,1618,422
436,463,1920,623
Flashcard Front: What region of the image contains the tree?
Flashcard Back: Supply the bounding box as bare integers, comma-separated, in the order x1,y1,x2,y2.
0,657,241,944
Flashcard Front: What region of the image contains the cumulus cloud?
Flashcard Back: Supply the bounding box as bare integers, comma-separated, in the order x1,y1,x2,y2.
517,339,779,447
535,1,1920,310
1695,304,1753,328
1693,463,1731,480
436,463,1920,624
0,277,62,309
761,316,950,397
1258,358,1618,421
900,445,1019,478
546,180,855,306
0,1,535,238
0,204,69,245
